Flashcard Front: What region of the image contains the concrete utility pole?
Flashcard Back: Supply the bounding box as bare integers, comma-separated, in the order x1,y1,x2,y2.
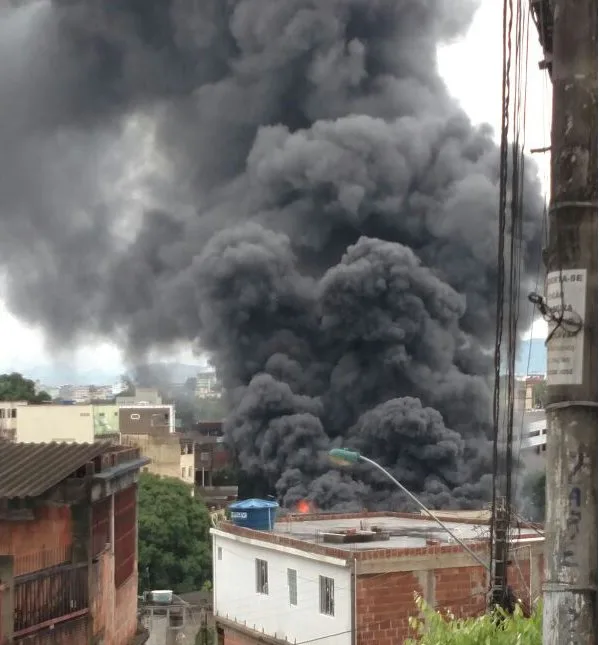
542,0,597,644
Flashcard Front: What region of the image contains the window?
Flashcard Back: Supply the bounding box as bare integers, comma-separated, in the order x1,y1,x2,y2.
11,409,16,419
255,559,268,594
181,467,186,478
319,576,334,616
130,413,140,420
0,409,5,419
217,547,223,561
287,568,297,606
200,451,210,462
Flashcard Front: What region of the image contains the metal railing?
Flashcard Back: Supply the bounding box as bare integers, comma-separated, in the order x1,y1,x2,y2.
13,563,88,635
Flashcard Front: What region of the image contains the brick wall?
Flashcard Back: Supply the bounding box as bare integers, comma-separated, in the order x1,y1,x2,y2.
113,572,138,645
356,551,544,644
220,623,284,645
357,571,422,645
92,547,139,645
92,550,115,645
0,506,72,576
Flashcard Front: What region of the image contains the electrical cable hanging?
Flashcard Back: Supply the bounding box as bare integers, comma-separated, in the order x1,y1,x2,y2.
489,0,531,612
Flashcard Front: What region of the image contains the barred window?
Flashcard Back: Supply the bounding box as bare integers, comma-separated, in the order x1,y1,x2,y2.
319,576,334,616
287,568,297,606
255,559,268,594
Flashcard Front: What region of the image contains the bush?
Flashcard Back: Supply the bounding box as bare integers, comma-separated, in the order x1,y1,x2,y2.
405,595,542,645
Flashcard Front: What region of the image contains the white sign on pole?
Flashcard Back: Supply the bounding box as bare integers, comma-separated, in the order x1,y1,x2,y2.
545,269,587,386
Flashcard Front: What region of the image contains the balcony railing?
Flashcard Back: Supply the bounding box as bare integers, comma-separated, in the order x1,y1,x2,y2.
12,546,72,578
13,562,88,636
13,614,89,644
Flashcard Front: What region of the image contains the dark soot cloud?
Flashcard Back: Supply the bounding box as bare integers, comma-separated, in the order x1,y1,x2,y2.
0,0,543,509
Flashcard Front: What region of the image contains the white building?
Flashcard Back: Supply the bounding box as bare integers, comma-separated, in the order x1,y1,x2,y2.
519,410,547,454
211,511,544,645
211,527,352,645
195,371,221,399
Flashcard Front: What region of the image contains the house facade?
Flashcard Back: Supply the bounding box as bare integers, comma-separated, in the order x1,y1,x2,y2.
0,441,150,645
14,404,96,443
211,511,544,645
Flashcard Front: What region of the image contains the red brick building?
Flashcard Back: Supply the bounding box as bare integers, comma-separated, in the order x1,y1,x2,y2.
211,511,544,645
0,441,150,645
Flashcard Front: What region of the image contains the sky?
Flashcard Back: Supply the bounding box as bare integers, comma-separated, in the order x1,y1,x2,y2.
0,0,551,378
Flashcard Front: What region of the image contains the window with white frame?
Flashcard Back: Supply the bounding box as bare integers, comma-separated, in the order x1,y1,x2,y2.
287,568,297,606
255,559,268,594
217,547,222,561
319,576,334,616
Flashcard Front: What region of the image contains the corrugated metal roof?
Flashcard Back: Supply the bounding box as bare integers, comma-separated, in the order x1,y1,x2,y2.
0,441,113,499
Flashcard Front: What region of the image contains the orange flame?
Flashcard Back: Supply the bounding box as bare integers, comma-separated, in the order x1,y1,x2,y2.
296,499,311,514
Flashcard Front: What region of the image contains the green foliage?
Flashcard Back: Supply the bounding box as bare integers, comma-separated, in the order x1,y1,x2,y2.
138,473,212,594
0,372,51,402
405,596,542,645
211,466,237,486
532,381,547,408
195,626,216,645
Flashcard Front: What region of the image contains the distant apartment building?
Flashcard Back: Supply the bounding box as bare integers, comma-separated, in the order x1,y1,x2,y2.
519,409,547,456
89,385,114,401
71,385,92,403
121,431,195,485
116,388,163,406
514,375,545,411
59,385,75,400
118,405,175,435
0,402,28,441
93,404,120,436
184,422,237,507
15,404,95,443
195,371,221,399
195,436,232,487
0,441,150,645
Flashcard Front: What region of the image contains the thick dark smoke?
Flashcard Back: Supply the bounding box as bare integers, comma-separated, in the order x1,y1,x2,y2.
0,0,543,509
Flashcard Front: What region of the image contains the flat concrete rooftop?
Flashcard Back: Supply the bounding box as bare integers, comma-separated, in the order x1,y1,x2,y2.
271,513,542,551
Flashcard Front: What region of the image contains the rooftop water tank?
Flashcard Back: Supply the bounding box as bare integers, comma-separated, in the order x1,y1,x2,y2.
228,498,279,531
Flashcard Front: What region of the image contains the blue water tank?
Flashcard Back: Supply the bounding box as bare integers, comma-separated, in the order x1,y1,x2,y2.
228,498,279,531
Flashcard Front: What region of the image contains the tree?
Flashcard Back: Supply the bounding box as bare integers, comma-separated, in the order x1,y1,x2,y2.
138,473,212,593
0,372,51,403
406,596,542,645
532,381,547,408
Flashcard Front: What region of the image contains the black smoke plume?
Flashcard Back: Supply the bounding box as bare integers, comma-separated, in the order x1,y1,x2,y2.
0,0,543,508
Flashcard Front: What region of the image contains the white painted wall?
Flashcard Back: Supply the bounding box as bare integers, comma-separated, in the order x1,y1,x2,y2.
212,529,352,645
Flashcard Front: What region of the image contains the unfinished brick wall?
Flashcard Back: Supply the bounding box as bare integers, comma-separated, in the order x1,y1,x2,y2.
357,571,422,645
220,622,285,645
356,552,544,644
434,565,488,617
222,626,259,645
